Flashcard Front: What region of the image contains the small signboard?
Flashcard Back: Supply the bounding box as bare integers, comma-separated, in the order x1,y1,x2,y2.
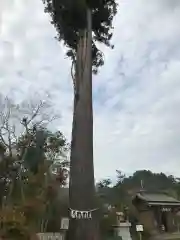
136,224,143,232
161,207,171,212
61,217,69,230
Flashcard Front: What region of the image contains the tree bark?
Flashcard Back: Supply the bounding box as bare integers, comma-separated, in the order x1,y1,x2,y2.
68,8,99,240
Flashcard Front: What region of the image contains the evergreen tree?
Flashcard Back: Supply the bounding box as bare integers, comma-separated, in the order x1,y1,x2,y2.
42,1,118,239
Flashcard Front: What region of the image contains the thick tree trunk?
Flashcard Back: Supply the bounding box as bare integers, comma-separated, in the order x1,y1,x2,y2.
68,8,99,240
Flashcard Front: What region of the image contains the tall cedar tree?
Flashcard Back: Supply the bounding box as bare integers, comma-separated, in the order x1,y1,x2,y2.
42,0,117,239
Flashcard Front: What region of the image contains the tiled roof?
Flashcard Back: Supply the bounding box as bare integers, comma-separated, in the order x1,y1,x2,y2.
134,191,180,205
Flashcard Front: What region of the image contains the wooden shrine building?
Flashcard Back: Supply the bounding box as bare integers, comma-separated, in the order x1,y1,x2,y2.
132,191,180,235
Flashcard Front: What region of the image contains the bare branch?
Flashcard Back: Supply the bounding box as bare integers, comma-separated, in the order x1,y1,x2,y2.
26,100,44,125
0,93,60,156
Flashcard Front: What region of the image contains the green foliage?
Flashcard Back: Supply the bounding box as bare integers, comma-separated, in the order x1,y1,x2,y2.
97,178,112,189
45,130,68,154
42,0,118,73
0,124,69,237
0,155,15,204
0,96,68,237
0,160,69,237
0,224,31,240
100,212,116,237
23,129,46,174
96,170,180,240
116,170,177,193
97,170,180,214
17,127,68,174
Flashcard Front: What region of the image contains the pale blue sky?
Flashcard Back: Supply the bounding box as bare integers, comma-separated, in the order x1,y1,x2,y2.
1,0,180,181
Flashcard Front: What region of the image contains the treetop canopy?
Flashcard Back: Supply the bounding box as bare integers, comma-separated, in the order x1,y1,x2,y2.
42,0,118,73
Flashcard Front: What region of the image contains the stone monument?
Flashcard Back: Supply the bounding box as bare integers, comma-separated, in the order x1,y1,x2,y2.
113,211,132,240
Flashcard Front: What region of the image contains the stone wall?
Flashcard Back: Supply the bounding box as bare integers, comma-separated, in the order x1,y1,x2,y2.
37,232,65,240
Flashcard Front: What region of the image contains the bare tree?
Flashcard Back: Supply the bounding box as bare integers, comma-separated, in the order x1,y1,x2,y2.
0,93,59,157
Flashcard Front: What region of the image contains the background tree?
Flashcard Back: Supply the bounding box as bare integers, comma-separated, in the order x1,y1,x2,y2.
0,129,69,239
95,170,180,240
0,94,61,206
0,94,69,239
96,170,180,213
97,179,112,189
42,1,118,239
0,94,59,157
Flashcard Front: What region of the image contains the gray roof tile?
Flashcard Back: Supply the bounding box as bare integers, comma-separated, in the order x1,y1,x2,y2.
135,191,180,204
